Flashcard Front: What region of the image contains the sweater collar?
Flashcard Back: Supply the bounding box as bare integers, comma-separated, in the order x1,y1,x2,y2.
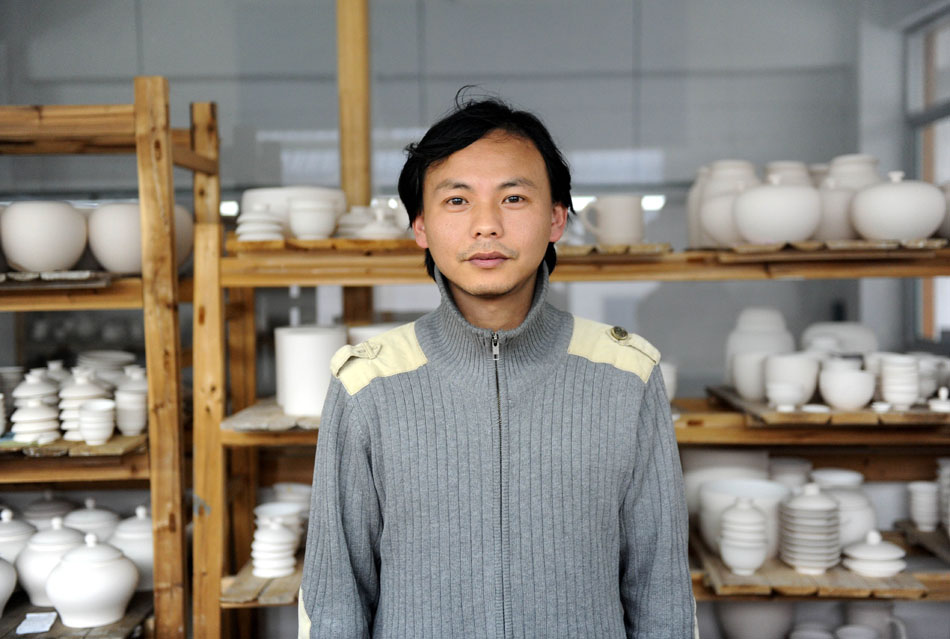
415,263,572,389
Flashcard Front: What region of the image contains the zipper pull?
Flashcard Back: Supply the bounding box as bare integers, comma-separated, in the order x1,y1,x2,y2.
491,332,500,361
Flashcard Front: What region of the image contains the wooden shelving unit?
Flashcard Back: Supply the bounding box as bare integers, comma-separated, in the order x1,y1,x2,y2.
0,77,219,638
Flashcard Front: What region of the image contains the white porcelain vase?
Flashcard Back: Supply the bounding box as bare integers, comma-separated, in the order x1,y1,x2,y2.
852,171,945,241
733,175,821,244
1,201,87,272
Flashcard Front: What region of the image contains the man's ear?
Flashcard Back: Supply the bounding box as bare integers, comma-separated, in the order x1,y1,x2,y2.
412,214,428,249
549,203,568,243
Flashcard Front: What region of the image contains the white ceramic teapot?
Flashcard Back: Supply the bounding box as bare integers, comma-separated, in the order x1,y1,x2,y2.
15,516,84,606
110,506,153,591
46,533,138,628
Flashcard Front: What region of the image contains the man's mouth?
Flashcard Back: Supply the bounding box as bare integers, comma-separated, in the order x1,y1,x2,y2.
467,252,509,268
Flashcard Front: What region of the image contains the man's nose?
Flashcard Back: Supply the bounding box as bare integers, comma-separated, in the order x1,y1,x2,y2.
470,202,503,238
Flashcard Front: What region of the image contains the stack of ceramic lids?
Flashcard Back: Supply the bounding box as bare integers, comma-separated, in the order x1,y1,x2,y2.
59,370,108,442
718,497,768,576
273,482,312,521
12,371,58,410
254,501,305,545
63,498,119,542
10,397,60,444
842,530,906,578
22,491,76,530
251,521,297,578
237,204,284,241
77,350,136,389
779,483,841,575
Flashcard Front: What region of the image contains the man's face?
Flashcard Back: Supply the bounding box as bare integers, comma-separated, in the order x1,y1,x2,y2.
413,130,567,304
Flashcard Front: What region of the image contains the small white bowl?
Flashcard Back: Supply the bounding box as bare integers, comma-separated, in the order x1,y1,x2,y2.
819,370,875,411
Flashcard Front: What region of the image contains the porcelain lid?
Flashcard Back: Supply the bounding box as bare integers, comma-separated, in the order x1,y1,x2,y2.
721,497,766,526
23,490,75,519
843,530,905,561
113,506,152,538
29,517,84,548
12,373,56,398
60,533,123,564
783,483,838,512
0,509,35,539
63,498,119,528
10,399,58,423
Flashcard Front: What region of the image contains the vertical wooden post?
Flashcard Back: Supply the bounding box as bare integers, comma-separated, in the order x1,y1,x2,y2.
922,29,938,340
228,286,259,639
337,0,375,324
134,76,187,638
191,98,226,639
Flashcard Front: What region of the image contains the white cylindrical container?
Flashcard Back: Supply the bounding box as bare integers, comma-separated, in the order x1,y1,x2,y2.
275,326,347,416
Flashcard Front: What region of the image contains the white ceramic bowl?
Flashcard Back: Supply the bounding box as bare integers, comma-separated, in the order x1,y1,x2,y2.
725,328,795,385
766,381,806,411
1,201,87,272
765,353,820,401
289,207,337,240
88,203,193,273
819,370,875,411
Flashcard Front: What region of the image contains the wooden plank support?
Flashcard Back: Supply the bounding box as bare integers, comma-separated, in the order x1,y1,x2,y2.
0,278,145,311
191,102,220,225
172,144,218,174
193,222,228,639
134,76,187,639
0,452,150,483
0,104,134,140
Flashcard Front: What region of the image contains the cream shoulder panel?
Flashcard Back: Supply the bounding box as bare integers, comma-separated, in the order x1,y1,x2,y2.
566,317,659,384
331,322,428,395
297,591,311,638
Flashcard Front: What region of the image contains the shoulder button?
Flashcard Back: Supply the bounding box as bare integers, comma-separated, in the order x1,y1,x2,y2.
610,326,629,341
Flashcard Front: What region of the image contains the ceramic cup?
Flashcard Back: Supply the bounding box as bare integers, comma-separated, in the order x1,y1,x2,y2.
844,602,908,639
578,195,644,245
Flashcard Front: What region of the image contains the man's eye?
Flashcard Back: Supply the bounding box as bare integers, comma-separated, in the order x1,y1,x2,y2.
447,197,465,206
504,195,524,204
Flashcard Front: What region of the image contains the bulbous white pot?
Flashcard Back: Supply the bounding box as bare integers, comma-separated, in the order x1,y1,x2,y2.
765,161,811,186
814,178,858,241
734,175,821,244
852,171,945,241
15,517,84,606
1,201,86,272
46,534,138,628
0,557,15,617
88,202,194,273
700,192,744,247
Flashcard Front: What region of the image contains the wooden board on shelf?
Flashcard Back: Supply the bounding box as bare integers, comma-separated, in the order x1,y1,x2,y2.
0,434,147,458
707,385,950,427
220,398,318,432
718,246,939,264
221,556,303,609
896,519,950,565
226,233,421,255
0,590,152,639
692,532,926,599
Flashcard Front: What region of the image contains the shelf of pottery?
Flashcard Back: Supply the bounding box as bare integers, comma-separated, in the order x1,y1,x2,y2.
0,77,219,638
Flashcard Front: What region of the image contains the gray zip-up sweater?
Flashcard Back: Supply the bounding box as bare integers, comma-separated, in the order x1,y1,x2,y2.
300,267,695,638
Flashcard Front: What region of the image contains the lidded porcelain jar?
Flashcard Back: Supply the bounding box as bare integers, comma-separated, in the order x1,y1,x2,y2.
827,488,877,547
827,153,881,191
110,506,153,591
45,360,71,385
733,174,821,244
23,490,76,530
842,530,907,578
0,556,14,617
63,498,119,542
765,161,811,186
852,171,946,241
12,372,57,401
15,516,84,606
0,508,36,563
117,366,148,393
46,533,138,628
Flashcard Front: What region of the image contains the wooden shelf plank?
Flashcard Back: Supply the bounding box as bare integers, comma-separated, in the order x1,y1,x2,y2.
221,429,318,447
0,451,149,483
0,104,134,140
0,277,144,310
0,591,152,639
220,557,303,609
218,248,950,288
172,144,218,174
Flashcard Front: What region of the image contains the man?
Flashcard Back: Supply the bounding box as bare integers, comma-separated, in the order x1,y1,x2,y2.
300,97,695,638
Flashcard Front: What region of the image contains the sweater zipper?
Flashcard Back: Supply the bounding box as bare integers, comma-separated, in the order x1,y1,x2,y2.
491,332,507,638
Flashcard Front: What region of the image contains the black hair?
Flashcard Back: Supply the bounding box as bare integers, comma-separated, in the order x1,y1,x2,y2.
397,88,574,278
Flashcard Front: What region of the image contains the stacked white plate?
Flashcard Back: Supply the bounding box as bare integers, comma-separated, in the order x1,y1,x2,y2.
880,355,919,410
779,483,841,575
719,497,768,576
251,521,298,578
842,530,906,578
10,397,60,444
78,350,136,389
254,501,305,545
236,205,284,242
241,186,346,236
908,480,939,532
59,370,108,442
12,371,58,409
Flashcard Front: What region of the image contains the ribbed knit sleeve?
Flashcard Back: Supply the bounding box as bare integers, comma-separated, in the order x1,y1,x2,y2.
300,378,382,639
619,366,695,639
